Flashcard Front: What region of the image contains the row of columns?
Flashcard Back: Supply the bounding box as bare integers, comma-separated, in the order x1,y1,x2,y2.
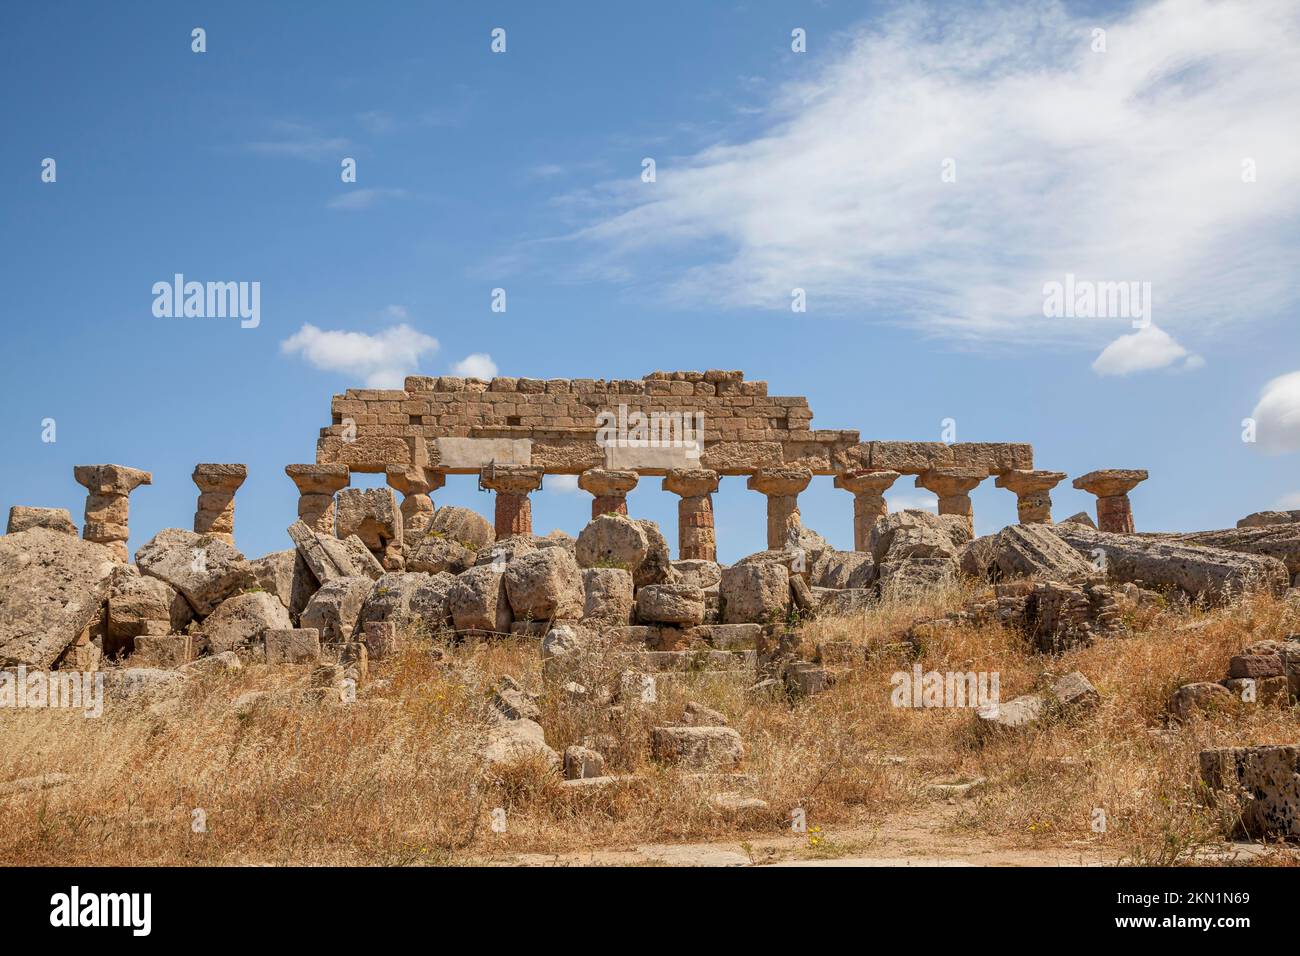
61,460,1149,565
282,463,1150,560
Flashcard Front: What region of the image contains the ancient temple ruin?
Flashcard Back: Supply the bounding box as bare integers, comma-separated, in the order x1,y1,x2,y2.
273,370,1146,561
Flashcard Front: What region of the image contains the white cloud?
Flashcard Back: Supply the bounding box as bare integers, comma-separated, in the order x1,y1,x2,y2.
563,0,1300,349
1250,371,1300,454
280,323,439,388
327,188,408,210
1276,491,1300,509
548,474,580,493
1091,324,1202,376
451,353,498,379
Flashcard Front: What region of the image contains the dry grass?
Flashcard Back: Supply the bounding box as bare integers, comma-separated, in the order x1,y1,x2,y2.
2,583,1297,866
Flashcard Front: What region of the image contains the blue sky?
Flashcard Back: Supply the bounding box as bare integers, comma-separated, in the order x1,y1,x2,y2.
3,0,1299,564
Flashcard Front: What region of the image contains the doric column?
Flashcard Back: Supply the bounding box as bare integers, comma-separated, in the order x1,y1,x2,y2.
285,463,350,534
578,468,639,519
833,469,901,551
915,467,986,535
480,465,543,538
1072,469,1148,533
747,467,812,550
192,463,247,545
72,464,152,562
663,469,720,561
995,469,1067,524
385,464,446,540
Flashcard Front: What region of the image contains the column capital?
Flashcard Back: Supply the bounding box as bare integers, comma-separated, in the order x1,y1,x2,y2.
1072,469,1148,498
73,463,152,496
285,463,350,495
663,468,720,498
385,464,446,496
834,468,900,495
747,466,812,497
479,464,543,495
578,468,639,497
995,469,1066,496
915,467,985,497
192,463,248,493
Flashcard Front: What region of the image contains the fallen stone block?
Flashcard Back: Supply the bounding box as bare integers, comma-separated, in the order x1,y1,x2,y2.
483,716,560,770
0,527,119,669
265,628,322,665
1054,524,1290,602
335,488,404,570
720,562,789,625
1050,671,1099,710
247,549,297,610
286,520,383,587
650,725,743,770
1168,681,1235,721
135,528,252,615
200,591,292,656
636,584,706,626
448,565,512,633
300,576,373,644
1200,745,1300,839
6,506,77,536
580,567,634,627
563,745,606,780
1228,646,1284,679
974,694,1045,736
784,661,830,698
504,547,585,621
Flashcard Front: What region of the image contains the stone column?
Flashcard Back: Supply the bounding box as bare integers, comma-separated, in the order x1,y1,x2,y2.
1072,469,1148,533
747,467,812,550
663,469,720,561
480,465,543,538
833,469,901,551
915,467,986,535
578,468,639,519
72,464,152,562
285,463,350,533
994,469,1067,524
385,464,446,540
192,463,247,545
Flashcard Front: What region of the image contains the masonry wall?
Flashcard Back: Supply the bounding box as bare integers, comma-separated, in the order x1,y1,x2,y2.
315,370,1032,477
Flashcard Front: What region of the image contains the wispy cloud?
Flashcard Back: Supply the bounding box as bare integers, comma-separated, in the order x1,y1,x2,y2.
558,0,1300,352
327,188,409,210
281,322,439,388
245,121,350,161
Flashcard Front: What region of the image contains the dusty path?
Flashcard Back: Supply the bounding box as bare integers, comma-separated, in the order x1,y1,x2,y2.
475,805,1117,867
474,803,1287,867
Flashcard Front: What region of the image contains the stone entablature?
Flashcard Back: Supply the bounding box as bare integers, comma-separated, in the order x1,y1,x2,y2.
316,370,1033,479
